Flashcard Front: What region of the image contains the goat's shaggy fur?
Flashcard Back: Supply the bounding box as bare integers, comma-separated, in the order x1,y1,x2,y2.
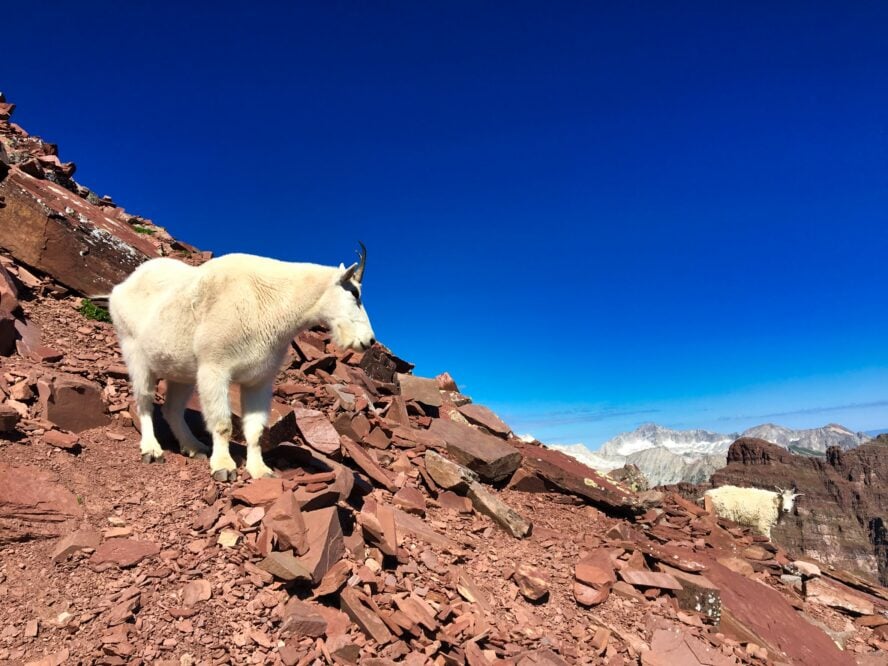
109,252,375,480
704,485,801,539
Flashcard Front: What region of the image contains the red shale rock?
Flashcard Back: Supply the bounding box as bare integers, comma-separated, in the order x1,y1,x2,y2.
282,598,328,637
293,406,341,454
51,527,101,561
231,478,284,506
263,490,308,554
0,463,82,543
297,506,345,584
428,419,522,482
457,403,511,437
43,430,80,450
37,374,109,432
513,563,550,601
397,374,442,407
90,539,160,568
704,560,855,666
0,404,21,432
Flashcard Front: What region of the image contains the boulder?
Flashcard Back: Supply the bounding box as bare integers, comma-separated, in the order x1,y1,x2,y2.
38,374,109,432
428,419,521,482
0,404,21,432
397,374,442,407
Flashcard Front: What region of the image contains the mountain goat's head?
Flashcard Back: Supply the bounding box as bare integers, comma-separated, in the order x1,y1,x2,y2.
320,242,376,351
776,486,803,513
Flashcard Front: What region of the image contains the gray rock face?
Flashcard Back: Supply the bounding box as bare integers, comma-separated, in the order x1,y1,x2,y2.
624,447,726,487
740,423,870,454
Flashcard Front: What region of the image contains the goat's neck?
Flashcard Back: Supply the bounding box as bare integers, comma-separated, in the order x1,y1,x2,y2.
263,264,336,340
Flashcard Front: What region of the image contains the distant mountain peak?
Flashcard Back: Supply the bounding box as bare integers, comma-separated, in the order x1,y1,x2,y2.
549,421,872,488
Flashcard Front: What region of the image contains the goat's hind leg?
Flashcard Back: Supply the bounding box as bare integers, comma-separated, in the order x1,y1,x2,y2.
161,381,209,458
126,351,163,463
197,365,238,482
240,381,275,480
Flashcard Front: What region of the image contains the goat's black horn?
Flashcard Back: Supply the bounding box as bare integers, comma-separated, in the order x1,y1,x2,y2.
355,241,367,283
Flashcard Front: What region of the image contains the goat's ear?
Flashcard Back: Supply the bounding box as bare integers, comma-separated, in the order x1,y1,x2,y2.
793,493,804,498
340,262,359,283
775,486,784,493
339,262,345,270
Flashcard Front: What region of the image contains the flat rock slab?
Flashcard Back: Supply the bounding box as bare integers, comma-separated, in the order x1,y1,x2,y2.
457,403,511,437
51,527,101,561
293,407,341,455
805,576,875,616
341,437,396,492
182,579,212,606
297,506,345,584
467,481,532,538
43,430,80,451
424,450,479,491
257,551,312,582
397,374,442,407
658,565,721,623
704,560,855,666
282,598,328,637
232,479,285,506
391,506,457,550
428,419,521,482
514,441,638,512
642,629,736,666
263,490,308,554
340,587,392,644
0,463,83,544
90,539,160,568
619,569,683,590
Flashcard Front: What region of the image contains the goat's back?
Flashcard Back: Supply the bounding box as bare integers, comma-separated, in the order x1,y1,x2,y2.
109,257,198,337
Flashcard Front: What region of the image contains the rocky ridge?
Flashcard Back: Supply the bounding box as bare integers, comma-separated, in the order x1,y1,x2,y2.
1,94,887,665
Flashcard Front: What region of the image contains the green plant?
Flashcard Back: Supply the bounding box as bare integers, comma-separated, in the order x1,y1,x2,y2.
132,225,156,235
78,298,112,323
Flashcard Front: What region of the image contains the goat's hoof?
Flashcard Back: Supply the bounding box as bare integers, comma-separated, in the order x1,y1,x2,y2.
141,452,165,464
212,469,237,483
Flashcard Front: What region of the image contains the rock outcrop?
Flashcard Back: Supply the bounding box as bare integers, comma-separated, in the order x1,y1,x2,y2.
711,437,888,586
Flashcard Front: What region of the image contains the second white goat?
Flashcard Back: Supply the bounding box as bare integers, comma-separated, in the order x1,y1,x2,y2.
704,485,802,539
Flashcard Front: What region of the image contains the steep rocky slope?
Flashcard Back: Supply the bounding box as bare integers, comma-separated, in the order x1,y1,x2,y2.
2,94,887,666
711,438,888,587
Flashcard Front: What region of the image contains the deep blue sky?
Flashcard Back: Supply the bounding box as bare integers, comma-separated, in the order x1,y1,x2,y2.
4,2,887,446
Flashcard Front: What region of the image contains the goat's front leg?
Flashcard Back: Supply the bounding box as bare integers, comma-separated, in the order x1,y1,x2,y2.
240,381,275,479
197,366,238,482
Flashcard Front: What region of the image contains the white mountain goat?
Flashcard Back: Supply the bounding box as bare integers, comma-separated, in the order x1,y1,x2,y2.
109,244,375,481
703,485,802,539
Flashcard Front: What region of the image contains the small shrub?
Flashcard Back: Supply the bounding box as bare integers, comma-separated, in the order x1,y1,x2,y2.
78,298,111,323
133,225,156,235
